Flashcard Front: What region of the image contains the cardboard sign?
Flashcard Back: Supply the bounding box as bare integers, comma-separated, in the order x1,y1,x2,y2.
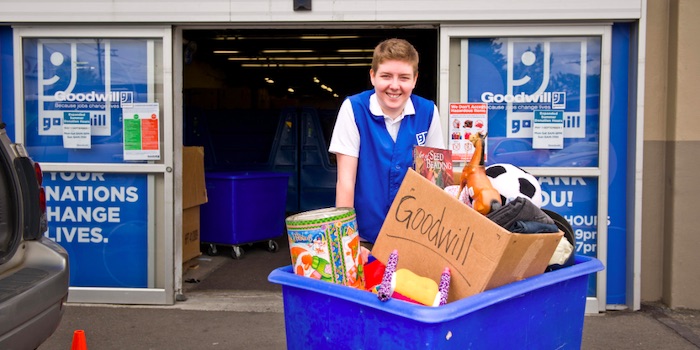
372,169,563,303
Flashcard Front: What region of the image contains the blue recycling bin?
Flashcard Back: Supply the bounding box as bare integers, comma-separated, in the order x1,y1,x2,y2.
200,171,289,258
268,255,604,349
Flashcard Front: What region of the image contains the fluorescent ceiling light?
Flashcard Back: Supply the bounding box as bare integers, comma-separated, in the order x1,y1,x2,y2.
320,56,372,60
228,56,371,61
337,49,374,53
262,49,314,54
213,50,240,54
240,63,370,68
213,35,361,41
213,36,243,40
299,35,360,40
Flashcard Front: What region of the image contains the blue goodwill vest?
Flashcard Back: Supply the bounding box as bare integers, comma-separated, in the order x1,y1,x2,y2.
349,90,435,243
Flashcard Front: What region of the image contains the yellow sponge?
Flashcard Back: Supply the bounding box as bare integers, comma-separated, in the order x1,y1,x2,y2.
393,269,440,307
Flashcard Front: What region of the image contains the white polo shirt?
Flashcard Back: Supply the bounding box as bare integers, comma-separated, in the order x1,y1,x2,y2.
329,93,445,157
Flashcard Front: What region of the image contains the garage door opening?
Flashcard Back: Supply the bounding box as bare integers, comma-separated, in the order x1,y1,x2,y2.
182,28,438,214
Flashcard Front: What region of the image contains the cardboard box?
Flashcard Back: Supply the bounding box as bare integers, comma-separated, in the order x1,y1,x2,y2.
182,206,202,262
372,168,563,303
182,146,208,262
182,146,208,209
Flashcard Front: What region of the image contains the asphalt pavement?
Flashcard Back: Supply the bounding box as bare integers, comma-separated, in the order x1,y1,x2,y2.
39,251,700,350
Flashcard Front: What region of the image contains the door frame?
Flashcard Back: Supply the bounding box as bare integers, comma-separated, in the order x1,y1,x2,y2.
13,25,175,304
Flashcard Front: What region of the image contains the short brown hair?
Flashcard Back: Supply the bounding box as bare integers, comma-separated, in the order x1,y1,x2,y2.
371,38,419,74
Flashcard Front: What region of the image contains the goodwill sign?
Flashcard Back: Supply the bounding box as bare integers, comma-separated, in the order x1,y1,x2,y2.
23,38,151,163
44,172,149,288
462,37,599,141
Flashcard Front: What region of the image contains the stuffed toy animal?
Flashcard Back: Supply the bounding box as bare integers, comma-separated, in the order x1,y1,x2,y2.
457,132,502,215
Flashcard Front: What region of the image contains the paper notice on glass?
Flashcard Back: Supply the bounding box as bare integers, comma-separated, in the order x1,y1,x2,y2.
532,110,564,149
122,103,161,161
448,102,488,164
62,112,92,149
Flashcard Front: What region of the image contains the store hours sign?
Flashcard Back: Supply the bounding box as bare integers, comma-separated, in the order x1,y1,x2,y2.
539,175,599,296
44,172,149,288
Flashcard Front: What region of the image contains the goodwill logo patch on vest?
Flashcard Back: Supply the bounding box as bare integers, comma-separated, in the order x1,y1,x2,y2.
416,131,427,145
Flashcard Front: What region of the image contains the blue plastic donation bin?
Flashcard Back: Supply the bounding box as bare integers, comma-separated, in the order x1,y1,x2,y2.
268,255,604,349
200,171,289,259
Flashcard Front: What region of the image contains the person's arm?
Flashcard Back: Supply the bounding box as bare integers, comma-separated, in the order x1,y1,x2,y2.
335,153,358,208
329,98,361,208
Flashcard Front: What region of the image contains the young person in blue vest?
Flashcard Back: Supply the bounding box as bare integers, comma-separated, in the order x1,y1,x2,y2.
329,38,446,248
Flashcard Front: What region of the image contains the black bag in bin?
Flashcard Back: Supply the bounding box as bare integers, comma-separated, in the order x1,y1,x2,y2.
542,209,576,271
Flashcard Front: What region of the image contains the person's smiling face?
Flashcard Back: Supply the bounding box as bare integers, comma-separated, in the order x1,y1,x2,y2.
370,59,418,119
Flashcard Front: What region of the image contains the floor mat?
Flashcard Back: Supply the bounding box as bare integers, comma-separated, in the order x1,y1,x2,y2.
191,236,292,292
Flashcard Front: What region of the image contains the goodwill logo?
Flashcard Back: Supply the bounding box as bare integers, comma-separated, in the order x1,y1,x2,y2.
416,131,427,146
37,39,135,136
468,38,591,139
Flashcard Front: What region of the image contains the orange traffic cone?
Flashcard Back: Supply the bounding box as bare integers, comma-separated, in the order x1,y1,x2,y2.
70,330,87,350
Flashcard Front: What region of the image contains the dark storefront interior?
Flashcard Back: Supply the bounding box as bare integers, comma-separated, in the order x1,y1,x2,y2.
182,28,438,214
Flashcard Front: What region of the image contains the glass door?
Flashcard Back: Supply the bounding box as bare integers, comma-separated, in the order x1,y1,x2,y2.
13,26,174,304
439,25,612,313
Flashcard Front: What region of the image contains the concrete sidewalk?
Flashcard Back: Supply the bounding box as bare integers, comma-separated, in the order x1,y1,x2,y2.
39,293,700,350
39,253,700,349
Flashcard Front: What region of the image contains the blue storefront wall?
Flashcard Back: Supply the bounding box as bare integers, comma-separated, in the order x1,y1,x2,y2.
0,23,633,303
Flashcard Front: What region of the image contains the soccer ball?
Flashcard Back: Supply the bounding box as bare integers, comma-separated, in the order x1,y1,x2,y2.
485,163,543,208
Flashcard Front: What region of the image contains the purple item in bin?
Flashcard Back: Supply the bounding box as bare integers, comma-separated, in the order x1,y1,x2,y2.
285,207,364,289
377,249,398,301
269,255,604,350
438,267,451,306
